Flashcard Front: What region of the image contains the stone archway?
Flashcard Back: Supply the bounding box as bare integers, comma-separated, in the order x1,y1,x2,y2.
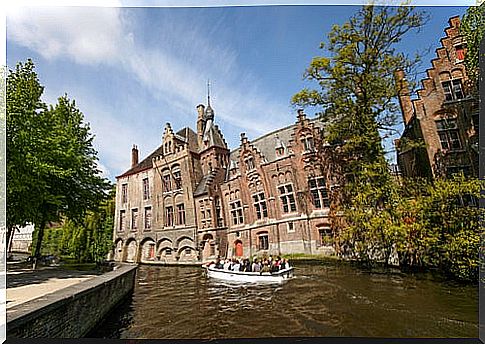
114,239,124,262
124,239,138,263
139,237,156,263
201,234,216,262
178,246,197,262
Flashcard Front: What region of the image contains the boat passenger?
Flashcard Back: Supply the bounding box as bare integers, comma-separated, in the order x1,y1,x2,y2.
243,258,252,272
214,258,223,269
232,259,241,272
270,260,279,273
260,262,271,274
223,259,231,270
252,259,261,272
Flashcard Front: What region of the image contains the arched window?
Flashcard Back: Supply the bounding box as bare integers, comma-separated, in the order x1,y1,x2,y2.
162,168,171,192
258,232,269,250
172,165,182,190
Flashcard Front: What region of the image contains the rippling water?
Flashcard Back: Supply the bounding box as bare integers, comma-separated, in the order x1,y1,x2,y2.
89,261,478,339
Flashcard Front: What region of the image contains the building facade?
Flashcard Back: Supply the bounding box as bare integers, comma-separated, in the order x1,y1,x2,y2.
111,98,337,264
395,16,479,179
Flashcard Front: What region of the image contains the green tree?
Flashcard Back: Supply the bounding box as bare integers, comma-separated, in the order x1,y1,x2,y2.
6,60,48,253
7,60,111,268
292,6,427,264
460,2,485,92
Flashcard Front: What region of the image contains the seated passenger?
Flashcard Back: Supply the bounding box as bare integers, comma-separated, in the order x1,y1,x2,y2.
260,263,271,274
252,259,261,272
232,259,241,272
223,259,231,270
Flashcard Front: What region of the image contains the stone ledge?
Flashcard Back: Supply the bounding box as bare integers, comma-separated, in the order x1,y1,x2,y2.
7,264,137,332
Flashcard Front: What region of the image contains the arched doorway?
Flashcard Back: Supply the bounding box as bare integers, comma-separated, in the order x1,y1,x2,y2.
234,240,243,257
114,239,123,261
125,239,138,263
201,234,215,261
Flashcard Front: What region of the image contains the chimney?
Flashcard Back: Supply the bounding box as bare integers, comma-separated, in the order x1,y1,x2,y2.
196,104,206,147
297,109,306,122
395,70,414,125
131,144,139,168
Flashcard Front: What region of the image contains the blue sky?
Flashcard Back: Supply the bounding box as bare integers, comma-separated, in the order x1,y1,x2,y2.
6,4,469,181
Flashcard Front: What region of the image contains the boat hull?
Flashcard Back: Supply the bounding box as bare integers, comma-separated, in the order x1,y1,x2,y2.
205,266,294,283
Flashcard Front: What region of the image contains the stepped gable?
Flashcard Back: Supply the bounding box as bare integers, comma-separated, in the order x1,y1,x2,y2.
225,117,324,181
200,122,228,152
406,16,466,122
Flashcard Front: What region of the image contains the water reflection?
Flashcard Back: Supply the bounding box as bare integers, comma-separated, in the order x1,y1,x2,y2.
89,261,478,339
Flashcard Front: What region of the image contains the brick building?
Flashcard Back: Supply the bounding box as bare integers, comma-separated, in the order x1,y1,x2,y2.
395,16,479,179
111,96,337,264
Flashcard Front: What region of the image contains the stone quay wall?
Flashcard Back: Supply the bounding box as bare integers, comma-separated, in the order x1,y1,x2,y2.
7,264,137,338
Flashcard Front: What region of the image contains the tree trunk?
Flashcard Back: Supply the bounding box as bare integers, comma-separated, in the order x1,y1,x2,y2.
32,220,46,270
6,225,16,255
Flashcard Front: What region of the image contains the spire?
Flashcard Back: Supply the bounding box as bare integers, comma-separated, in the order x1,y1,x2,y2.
204,79,214,121
207,79,211,107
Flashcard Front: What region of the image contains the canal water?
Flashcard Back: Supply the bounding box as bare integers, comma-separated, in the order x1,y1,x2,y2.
90,261,478,339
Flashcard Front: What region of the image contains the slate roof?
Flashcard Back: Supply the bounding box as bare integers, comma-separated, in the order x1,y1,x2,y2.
201,120,227,152
116,145,164,179
225,117,324,180
117,127,198,179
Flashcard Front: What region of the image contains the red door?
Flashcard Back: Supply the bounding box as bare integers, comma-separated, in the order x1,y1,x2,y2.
149,244,155,259
235,241,243,257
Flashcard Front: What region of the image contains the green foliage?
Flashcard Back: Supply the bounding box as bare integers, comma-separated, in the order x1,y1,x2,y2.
460,3,485,91
292,6,427,171
6,59,112,265
292,6,479,281
41,188,116,263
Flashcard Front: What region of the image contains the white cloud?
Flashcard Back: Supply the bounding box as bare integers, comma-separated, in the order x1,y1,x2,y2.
7,6,292,178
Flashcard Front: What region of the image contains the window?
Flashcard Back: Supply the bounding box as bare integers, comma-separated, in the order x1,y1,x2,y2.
144,207,152,229
185,248,192,255
252,192,268,219
278,184,297,213
441,79,464,101
319,227,333,246
276,147,285,157
215,197,223,227
165,248,172,256
143,178,150,200
245,156,255,171
131,209,138,230
200,199,212,228
230,200,244,225
210,243,216,256
162,173,171,192
309,177,330,209
446,165,471,178
121,184,128,203
287,222,295,233
258,233,269,250
436,119,462,151
455,44,465,61
173,168,182,190
472,113,479,134
119,210,126,231
165,206,174,226
302,137,315,152
177,204,186,225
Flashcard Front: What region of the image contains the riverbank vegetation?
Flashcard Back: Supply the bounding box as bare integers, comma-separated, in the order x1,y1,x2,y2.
38,188,116,264
292,5,482,282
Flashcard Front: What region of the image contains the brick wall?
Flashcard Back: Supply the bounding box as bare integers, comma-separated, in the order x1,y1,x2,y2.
7,264,137,338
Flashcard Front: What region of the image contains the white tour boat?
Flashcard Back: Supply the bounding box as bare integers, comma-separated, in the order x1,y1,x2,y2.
204,265,294,283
